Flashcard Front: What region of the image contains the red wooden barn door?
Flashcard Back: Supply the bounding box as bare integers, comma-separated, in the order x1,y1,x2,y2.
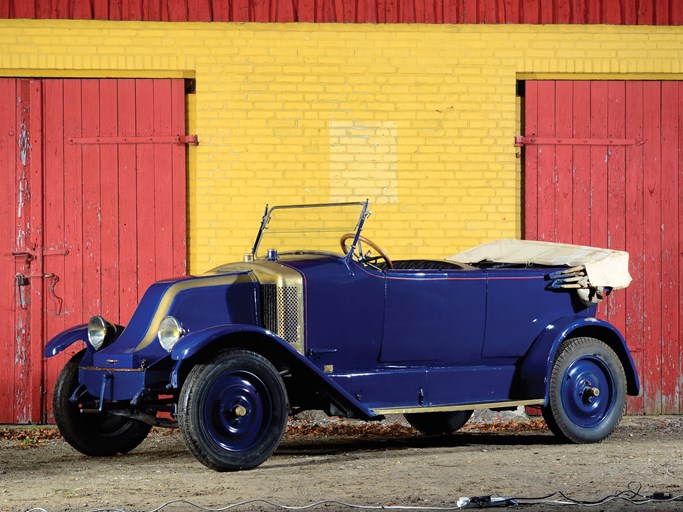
0,78,188,424
522,80,682,415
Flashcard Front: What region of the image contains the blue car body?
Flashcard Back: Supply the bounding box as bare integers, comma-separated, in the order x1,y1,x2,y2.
45,201,639,470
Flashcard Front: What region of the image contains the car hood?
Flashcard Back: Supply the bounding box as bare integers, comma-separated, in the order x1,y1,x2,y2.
91,271,258,369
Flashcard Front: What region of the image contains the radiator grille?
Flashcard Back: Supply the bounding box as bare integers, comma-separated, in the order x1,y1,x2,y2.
261,284,300,346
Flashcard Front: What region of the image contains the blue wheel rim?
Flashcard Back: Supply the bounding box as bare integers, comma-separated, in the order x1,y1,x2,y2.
560,355,615,429
203,370,272,452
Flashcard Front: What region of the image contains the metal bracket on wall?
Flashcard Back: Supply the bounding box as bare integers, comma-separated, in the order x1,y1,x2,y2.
66,135,199,145
514,136,645,147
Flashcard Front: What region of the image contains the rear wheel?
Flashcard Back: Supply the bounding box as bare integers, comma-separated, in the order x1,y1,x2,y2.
178,349,289,471
53,350,152,456
542,337,626,443
404,410,473,435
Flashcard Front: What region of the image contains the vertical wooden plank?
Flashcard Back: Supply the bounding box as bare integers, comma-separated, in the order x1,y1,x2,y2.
523,80,539,240
384,0,399,22
231,0,251,21
406,0,419,22
572,81,591,245
536,81,556,241
27,79,44,424
71,0,94,19
81,79,102,321
92,0,111,19
521,0,539,23
135,79,156,299
12,1,36,17
637,0,654,24
642,80,662,414
171,80,188,278
461,0,477,23
604,82,626,334
251,0,269,21
654,0,669,24
153,79,174,281
672,1,683,24
210,0,229,21
622,0,637,24
586,0,600,23
296,0,315,21
589,82,609,248
555,0,571,23
118,79,139,321
503,0,520,23
273,0,295,21
340,0,355,21
99,80,120,323
41,79,69,423
359,0,379,23
660,81,679,413
624,81,645,415
108,0,122,19
539,0,554,22
554,81,573,243
679,82,683,415
0,78,17,422
13,79,33,423
63,80,84,329
602,0,623,23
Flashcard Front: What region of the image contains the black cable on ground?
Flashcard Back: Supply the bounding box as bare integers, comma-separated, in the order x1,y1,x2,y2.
23,483,683,512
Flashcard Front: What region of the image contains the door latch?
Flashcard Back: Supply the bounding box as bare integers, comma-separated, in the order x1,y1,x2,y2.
14,272,63,314
15,273,29,309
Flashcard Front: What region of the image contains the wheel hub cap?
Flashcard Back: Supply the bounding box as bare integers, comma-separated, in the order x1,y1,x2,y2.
561,356,614,428
203,371,272,452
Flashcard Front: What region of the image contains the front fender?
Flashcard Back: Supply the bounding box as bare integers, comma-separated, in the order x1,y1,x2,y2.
44,323,126,358
169,324,380,421
44,324,88,357
519,316,640,402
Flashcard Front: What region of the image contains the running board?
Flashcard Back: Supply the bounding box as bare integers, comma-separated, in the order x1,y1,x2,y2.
370,398,545,415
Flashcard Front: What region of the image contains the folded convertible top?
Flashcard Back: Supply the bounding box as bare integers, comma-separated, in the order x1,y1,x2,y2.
447,239,631,290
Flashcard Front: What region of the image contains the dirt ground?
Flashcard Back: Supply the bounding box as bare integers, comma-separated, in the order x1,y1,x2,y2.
1,414,683,512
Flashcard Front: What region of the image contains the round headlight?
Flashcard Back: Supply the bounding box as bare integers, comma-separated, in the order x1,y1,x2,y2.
158,316,185,352
87,315,113,350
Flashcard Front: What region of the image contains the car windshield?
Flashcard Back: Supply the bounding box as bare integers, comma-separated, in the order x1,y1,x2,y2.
252,202,368,258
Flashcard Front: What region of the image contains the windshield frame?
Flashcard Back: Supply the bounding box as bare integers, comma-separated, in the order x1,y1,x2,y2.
250,200,370,260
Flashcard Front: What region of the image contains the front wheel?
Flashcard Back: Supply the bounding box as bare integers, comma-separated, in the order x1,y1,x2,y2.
542,337,626,443
178,349,289,471
53,350,152,456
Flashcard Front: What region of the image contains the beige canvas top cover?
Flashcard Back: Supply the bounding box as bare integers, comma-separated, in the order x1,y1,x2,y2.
447,239,632,290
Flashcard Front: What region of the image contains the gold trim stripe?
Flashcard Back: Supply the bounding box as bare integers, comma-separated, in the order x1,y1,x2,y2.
133,273,256,351
370,398,545,415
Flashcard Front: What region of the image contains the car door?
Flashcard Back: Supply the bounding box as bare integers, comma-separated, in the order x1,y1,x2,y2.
379,267,487,364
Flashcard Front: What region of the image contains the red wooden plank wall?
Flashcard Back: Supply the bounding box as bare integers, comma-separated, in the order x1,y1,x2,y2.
0,0,681,24
524,80,683,415
0,78,188,423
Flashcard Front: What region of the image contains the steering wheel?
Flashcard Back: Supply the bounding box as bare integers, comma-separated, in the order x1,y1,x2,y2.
340,233,393,270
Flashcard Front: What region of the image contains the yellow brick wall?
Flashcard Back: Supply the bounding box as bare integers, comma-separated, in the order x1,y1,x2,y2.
2,20,682,272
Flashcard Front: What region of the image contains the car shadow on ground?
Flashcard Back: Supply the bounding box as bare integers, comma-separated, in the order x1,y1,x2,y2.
266,432,561,469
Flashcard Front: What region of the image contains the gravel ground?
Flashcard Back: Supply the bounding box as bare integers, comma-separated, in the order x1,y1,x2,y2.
1,414,682,512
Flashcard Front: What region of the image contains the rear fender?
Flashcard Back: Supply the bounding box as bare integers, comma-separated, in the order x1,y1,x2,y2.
519,316,640,402
169,324,379,421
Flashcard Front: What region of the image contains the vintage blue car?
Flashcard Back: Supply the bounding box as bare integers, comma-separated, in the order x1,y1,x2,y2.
45,201,639,471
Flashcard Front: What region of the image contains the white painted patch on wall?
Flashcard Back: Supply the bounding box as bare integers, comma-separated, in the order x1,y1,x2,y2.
329,120,398,204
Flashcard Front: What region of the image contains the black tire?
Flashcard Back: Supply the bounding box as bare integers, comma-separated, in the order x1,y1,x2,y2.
178,349,289,471
542,337,626,443
404,410,473,435
53,350,152,456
